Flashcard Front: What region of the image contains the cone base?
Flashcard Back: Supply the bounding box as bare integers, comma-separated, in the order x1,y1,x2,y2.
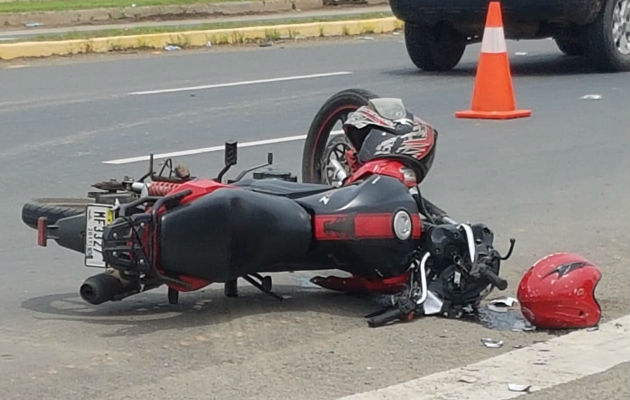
455,108,532,120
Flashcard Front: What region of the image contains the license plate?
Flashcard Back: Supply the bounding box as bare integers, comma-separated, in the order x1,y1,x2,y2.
85,204,115,267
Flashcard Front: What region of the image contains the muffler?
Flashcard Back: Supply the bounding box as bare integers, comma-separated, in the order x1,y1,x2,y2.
80,273,139,305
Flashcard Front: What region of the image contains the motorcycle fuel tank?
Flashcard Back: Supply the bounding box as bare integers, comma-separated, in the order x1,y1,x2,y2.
296,174,421,278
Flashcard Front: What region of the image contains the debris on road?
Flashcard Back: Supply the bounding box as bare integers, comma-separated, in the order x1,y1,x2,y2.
508,383,531,392
458,375,478,384
359,36,375,40
586,325,599,331
514,51,528,56
477,298,535,332
580,94,602,100
164,44,182,51
487,296,518,313
481,338,504,348
24,22,44,28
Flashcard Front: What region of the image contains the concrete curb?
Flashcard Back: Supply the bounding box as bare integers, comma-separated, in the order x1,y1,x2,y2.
0,0,387,28
0,17,402,60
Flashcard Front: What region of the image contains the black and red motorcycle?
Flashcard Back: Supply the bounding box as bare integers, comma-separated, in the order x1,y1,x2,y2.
22,89,514,327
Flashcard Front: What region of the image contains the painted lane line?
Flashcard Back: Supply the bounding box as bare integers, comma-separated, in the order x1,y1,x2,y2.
341,315,630,400
128,71,352,95
103,130,344,165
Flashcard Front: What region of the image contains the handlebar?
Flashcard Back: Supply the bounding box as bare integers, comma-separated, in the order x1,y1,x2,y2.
481,268,508,290
367,308,407,327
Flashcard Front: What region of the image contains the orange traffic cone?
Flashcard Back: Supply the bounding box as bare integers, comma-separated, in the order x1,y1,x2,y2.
455,1,531,119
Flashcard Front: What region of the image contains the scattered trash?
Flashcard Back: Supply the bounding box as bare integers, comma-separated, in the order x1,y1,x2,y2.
615,323,623,328
366,366,372,370
586,325,599,332
508,383,531,392
532,360,547,365
481,338,504,348
487,296,518,313
131,3,137,7
458,375,478,384
164,45,181,51
206,41,213,48
259,41,273,47
512,344,523,349
360,36,375,41
24,22,44,28
514,51,528,56
580,94,602,100
392,31,401,36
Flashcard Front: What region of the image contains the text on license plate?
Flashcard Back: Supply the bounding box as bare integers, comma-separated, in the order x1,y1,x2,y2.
85,204,114,267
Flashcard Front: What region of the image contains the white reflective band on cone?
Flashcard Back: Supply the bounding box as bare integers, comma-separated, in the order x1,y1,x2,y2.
480,27,507,53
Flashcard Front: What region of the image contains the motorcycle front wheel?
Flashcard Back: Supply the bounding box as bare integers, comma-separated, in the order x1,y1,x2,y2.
301,88,377,184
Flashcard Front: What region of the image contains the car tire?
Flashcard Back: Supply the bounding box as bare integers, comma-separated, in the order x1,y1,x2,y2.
554,36,585,56
404,23,466,71
585,0,630,71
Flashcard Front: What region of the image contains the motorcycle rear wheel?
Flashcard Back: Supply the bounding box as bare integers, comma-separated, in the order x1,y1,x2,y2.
301,88,377,184
22,198,90,229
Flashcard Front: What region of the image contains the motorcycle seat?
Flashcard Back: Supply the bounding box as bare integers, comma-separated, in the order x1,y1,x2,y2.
234,178,332,199
159,187,312,281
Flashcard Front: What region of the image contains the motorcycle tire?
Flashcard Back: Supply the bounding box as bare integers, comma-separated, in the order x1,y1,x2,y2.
302,88,377,184
21,198,91,229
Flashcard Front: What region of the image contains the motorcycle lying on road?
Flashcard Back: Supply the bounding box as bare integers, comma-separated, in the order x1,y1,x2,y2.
22,89,515,327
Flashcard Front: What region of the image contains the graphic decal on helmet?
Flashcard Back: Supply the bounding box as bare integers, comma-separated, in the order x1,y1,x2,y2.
543,261,589,278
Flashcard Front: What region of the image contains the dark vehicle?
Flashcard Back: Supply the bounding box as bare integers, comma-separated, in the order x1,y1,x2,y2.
22,89,514,327
390,0,630,71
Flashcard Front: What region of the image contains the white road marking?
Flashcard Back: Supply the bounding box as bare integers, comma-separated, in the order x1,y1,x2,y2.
341,315,630,400
128,71,353,95
103,130,344,164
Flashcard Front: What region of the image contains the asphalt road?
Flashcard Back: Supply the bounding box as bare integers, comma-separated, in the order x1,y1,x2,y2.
0,37,628,399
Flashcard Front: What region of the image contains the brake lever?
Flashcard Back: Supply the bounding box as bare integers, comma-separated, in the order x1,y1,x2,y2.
500,238,516,260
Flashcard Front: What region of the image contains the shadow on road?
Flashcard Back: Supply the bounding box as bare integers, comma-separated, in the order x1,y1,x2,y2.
21,285,378,337
386,54,607,78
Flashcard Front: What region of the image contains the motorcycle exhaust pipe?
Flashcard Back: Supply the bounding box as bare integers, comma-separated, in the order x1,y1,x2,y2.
80,273,139,305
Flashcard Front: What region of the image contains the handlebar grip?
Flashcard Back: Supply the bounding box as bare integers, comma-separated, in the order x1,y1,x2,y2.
481,269,508,290
367,308,406,327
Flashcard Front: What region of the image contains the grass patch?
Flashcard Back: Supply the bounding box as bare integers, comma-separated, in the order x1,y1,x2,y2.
0,0,246,13
5,12,393,43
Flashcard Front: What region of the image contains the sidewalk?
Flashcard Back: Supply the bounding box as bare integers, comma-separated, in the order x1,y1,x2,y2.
0,1,399,60
0,0,387,29
0,4,391,41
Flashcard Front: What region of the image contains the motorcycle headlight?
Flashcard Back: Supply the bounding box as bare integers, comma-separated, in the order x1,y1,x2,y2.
393,210,412,240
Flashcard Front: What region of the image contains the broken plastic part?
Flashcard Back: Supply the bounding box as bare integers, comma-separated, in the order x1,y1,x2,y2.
507,383,531,392
481,338,504,348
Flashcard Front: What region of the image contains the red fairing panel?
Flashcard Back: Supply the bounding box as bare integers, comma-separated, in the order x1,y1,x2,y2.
314,212,421,241
311,271,411,294
169,179,231,203
346,159,416,187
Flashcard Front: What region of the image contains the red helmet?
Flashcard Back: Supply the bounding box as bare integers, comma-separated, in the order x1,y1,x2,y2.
517,252,601,329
